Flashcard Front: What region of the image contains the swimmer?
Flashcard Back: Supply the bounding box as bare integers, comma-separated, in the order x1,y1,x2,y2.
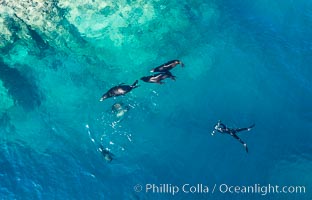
140,71,176,84
100,80,139,101
150,60,184,73
212,120,255,153
99,145,114,162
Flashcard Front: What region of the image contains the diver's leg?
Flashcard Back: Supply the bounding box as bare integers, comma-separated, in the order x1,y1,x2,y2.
231,133,248,153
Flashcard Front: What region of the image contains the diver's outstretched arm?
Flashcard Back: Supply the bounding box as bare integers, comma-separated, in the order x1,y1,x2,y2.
235,127,249,132
232,133,248,153
235,124,255,133
248,124,255,131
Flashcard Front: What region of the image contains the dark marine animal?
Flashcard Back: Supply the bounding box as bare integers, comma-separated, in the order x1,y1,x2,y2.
150,60,184,73
99,145,114,162
140,71,176,84
100,80,139,101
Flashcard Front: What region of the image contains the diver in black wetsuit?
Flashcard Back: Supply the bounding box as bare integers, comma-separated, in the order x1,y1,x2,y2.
211,120,255,153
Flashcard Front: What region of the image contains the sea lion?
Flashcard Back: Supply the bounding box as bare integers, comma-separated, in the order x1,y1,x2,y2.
112,102,130,118
140,71,176,84
150,60,184,73
99,145,114,162
100,80,139,101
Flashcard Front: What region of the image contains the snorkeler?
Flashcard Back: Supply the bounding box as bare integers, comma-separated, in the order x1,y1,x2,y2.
150,60,184,73
100,80,139,101
211,120,255,153
98,145,114,162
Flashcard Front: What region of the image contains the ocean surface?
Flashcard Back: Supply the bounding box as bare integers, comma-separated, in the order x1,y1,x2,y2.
0,0,311,199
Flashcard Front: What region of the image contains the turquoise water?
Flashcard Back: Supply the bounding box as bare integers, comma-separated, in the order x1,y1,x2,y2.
0,0,311,199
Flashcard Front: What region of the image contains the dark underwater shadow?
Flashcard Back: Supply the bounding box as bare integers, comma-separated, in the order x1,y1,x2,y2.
0,59,42,111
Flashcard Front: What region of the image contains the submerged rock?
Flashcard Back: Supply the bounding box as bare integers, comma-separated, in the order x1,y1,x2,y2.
0,0,219,81
0,79,14,114
0,0,86,53
0,59,41,111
